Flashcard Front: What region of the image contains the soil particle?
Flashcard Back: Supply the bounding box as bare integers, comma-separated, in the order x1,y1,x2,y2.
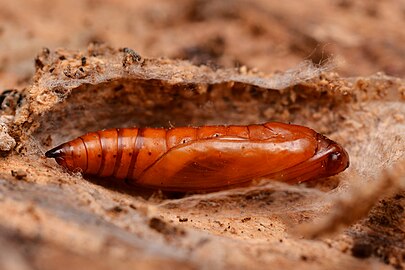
148,217,186,238
351,242,373,259
11,169,27,180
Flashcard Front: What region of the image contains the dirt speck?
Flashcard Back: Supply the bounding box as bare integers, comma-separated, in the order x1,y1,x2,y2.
11,169,27,180
149,217,186,237
351,242,373,259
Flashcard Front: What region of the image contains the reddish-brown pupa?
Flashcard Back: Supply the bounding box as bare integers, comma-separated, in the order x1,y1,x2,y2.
45,122,349,191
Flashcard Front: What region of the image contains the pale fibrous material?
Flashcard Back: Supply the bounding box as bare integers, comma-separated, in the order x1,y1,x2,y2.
1,46,404,270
